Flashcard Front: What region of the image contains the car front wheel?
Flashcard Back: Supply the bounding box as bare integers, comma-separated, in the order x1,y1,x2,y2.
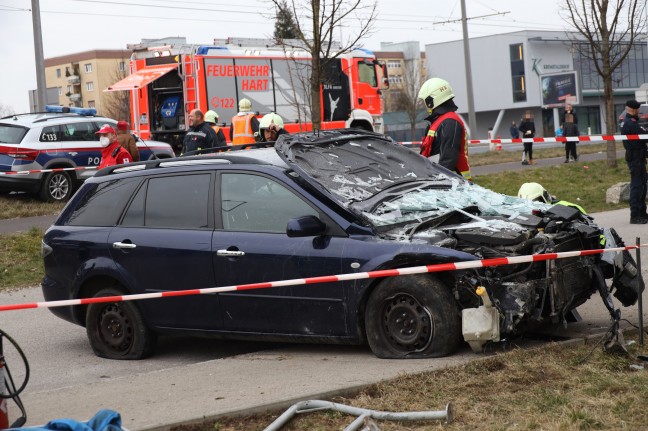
365,275,461,359
86,287,157,360
39,171,72,202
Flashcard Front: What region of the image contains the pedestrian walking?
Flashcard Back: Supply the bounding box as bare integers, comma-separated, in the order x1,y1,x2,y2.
561,103,579,162
518,111,535,165
510,121,519,139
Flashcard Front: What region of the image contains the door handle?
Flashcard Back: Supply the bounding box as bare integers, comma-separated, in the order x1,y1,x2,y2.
113,241,137,249
68,152,78,156
217,249,245,257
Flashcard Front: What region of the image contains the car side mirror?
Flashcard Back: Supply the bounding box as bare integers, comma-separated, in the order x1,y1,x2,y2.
287,215,326,237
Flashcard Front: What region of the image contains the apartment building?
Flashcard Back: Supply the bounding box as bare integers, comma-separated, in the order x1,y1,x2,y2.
44,50,131,114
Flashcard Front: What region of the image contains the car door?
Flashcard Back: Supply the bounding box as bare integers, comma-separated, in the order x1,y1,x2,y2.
213,171,354,337
109,172,223,330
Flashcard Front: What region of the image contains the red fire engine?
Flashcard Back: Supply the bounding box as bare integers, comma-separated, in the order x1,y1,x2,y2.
107,37,388,150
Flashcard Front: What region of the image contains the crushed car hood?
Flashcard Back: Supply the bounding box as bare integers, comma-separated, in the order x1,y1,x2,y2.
274,129,548,228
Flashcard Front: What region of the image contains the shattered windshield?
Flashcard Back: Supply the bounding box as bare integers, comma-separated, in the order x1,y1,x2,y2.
361,175,550,227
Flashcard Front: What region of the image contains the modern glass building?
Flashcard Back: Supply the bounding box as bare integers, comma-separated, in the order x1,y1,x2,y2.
423,30,648,139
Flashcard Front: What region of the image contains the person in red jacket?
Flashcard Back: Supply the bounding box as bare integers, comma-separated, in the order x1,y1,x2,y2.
417,78,472,181
96,124,131,169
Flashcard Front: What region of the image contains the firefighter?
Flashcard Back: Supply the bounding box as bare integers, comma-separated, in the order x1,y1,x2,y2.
204,110,227,147
417,78,472,181
230,98,259,145
182,109,218,155
116,121,140,162
517,182,587,214
257,113,289,143
96,124,131,169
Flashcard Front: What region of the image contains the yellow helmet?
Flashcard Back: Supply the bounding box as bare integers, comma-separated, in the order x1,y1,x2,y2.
204,110,219,123
517,182,551,203
418,78,454,111
259,112,284,130
238,98,252,112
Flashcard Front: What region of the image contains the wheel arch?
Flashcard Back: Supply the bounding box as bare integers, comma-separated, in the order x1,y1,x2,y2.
74,275,131,326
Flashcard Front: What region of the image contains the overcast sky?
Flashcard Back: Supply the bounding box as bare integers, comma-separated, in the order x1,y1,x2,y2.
0,0,568,113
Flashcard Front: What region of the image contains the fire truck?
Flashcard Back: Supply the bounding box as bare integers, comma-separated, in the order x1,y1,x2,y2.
107,37,388,149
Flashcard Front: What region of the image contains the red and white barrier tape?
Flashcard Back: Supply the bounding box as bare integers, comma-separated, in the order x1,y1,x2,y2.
0,166,98,176
400,133,648,147
1,244,643,313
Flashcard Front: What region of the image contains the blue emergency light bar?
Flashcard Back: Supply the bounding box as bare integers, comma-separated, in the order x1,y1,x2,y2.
45,105,97,116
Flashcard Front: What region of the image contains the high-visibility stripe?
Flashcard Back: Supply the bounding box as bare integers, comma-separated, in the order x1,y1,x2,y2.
0,244,641,313
0,166,98,176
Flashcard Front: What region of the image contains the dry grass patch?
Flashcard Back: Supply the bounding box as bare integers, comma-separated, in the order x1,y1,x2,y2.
174,335,648,430
0,194,64,220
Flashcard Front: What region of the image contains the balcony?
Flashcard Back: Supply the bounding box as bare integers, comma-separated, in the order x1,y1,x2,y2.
68,93,82,101
67,75,80,85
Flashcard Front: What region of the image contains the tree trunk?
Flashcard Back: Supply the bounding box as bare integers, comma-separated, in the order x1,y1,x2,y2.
601,41,618,168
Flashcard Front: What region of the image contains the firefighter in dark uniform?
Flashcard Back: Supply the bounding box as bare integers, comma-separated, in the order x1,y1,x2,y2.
417,78,472,181
181,109,218,155
621,99,648,224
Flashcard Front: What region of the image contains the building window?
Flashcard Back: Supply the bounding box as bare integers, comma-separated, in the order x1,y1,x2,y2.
88,100,96,108
387,60,401,69
56,69,61,78
573,42,648,90
58,87,63,96
66,85,72,94
84,63,93,73
119,61,126,72
86,82,94,92
510,43,527,102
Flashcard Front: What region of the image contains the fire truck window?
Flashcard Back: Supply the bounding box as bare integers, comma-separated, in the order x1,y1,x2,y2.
358,62,377,87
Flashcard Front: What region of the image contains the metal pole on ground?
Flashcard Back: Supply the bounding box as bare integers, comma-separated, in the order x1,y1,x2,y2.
637,237,644,345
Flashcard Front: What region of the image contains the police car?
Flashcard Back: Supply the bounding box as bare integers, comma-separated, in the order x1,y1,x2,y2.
0,106,175,202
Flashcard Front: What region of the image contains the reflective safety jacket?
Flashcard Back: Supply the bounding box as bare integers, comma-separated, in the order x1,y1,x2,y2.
420,111,472,181
231,113,257,145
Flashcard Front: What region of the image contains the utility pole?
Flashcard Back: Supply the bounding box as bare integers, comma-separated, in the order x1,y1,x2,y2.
460,0,477,135
31,0,47,111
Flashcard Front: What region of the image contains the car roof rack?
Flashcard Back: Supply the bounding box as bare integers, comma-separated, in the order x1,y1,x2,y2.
181,141,275,157
95,151,278,178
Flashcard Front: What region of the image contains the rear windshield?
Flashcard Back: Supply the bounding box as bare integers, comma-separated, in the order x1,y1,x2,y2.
0,125,28,144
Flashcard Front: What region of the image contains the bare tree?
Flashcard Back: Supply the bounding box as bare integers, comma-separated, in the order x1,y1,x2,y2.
561,0,647,168
393,55,427,140
102,67,131,122
270,0,377,129
0,103,15,117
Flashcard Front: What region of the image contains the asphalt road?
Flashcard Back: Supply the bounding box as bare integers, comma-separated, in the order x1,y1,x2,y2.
0,153,645,430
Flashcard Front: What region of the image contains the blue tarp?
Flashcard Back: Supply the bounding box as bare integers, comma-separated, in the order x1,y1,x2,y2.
11,409,122,431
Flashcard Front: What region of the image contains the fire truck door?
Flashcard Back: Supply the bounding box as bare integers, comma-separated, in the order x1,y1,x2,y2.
353,58,381,114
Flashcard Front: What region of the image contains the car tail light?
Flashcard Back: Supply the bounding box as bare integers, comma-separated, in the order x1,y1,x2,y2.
11,148,39,161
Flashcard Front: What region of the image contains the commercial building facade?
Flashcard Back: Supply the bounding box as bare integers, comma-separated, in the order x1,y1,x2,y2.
423,30,648,139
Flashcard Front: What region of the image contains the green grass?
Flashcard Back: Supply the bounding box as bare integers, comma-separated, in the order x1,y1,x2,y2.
0,228,44,290
475,158,629,213
469,141,621,166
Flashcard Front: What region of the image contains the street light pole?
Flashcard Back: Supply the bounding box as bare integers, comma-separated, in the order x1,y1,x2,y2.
460,0,477,135
31,0,47,111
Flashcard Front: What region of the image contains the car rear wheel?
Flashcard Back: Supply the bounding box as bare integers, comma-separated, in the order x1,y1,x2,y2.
86,287,157,360
39,171,72,202
365,275,461,359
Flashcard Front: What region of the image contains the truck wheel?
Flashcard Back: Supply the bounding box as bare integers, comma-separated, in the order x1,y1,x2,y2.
86,287,157,360
365,275,460,359
39,171,72,202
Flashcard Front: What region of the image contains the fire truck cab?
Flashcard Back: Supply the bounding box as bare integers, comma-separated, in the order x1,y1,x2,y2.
107,37,388,151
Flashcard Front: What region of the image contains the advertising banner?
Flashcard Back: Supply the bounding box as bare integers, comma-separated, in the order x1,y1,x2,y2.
540,71,580,108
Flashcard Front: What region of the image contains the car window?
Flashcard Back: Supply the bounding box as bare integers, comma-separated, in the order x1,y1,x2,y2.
0,125,27,144
220,173,318,233
122,174,211,229
66,178,141,226
61,121,98,142
39,125,62,143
